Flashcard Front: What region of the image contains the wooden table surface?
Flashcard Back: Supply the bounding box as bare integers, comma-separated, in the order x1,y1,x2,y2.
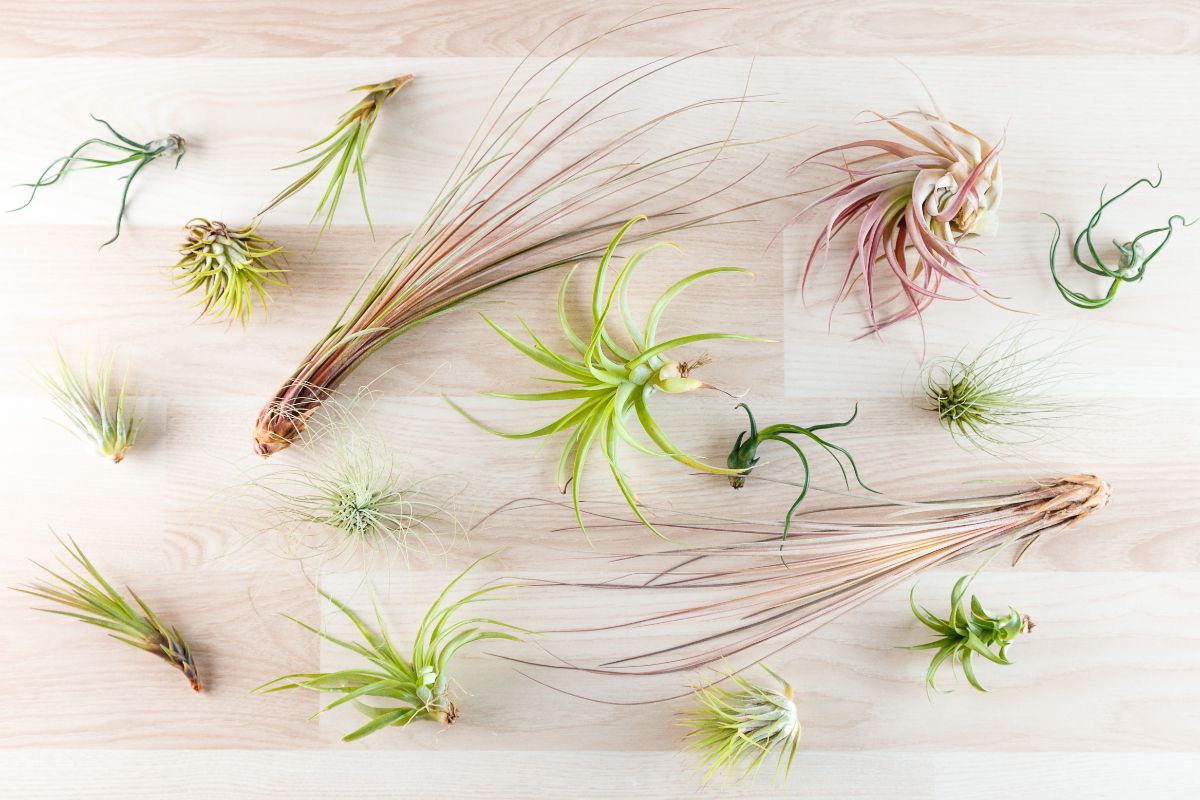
2,2,1198,797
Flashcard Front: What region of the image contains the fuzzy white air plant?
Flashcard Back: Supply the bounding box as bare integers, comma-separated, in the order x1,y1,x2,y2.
172,218,287,324
788,92,1004,336
41,348,140,463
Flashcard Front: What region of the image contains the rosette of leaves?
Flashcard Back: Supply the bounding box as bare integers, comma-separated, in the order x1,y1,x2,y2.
172,218,287,323
41,347,140,463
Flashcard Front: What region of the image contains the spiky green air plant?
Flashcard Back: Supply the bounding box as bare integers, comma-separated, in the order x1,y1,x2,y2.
683,664,800,784
259,75,413,236
41,348,140,463
907,575,1032,693
448,217,766,538
1046,168,1195,309
11,115,185,247
16,535,202,691
172,218,287,324
726,402,872,535
256,556,525,741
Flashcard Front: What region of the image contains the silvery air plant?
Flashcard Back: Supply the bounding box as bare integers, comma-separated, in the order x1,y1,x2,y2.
171,218,287,324
41,348,140,463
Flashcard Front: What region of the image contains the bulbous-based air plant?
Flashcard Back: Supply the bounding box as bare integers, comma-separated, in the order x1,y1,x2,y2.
171,218,287,324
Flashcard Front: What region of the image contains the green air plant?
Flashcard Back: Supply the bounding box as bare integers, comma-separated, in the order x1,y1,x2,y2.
448,216,767,538
682,664,801,784
256,556,525,741
41,348,140,463
906,575,1033,693
1046,168,1195,309
16,535,202,691
725,403,872,535
259,75,413,236
172,218,287,324
11,115,185,247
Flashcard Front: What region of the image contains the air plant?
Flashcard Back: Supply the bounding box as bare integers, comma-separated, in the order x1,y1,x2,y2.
15,535,201,691
11,114,185,247
259,75,413,236
256,556,525,741
725,402,872,535
907,575,1032,693
448,216,766,538
171,218,287,324
253,10,770,457
682,664,800,784
787,94,1003,336
1046,168,1195,309
41,348,140,463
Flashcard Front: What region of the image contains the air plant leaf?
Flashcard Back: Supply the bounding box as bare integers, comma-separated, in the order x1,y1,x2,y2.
41,347,140,463
259,75,413,237
11,114,185,248
1045,168,1195,309
256,555,526,740
906,575,1032,694
449,216,768,539
682,664,801,784
786,95,1004,337
172,218,287,324
15,534,201,691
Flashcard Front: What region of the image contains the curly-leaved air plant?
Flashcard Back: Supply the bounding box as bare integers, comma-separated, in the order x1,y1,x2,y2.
253,10,776,457
786,92,1004,337
11,114,185,247
683,664,800,784
15,535,201,691
41,348,140,463
256,556,525,741
1046,168,1195,309
259,75,413,236
447,216,767,538
907,575,1032,694
172,218,287,324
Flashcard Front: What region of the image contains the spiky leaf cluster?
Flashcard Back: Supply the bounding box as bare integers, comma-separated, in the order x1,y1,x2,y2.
42,348,140,463
173,218,286,323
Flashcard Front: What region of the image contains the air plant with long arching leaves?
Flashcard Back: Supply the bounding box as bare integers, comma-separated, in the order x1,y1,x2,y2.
725,402,873,535
447,216,766,538
41,347,140,463
16,535,201,691
259,75,413,236
253,10,773,457
786,94,1003,337
11,115,185,247
682,663,800,784
907,575,1032,694
172,218,287,324
1046,168,1195,309
256,556,525,741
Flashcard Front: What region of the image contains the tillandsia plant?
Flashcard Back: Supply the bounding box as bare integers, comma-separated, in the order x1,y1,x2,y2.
172,218,287,324
15,535,201,691
41,347,140,463
726,402,872,535
253,9,773,457
907,574,1032,693
683,664,800,784
448,216,766,538
786,92,1004,337
1046,168,1195,309
259,75,413,236
256,556,525,741
11,115,185,247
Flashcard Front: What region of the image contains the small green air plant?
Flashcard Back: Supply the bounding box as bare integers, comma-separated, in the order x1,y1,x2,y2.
256,556,525,741
906,575,1033,694
172,218,287,324
15,535,202,691
1046,168,1195,309
725,403,873,536
447,216,768,539
11,114,185,248
259,75,413,237
41,348,140,463
682,664,801,785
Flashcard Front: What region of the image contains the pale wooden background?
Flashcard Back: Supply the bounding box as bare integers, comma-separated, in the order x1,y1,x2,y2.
1,2,1198,798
